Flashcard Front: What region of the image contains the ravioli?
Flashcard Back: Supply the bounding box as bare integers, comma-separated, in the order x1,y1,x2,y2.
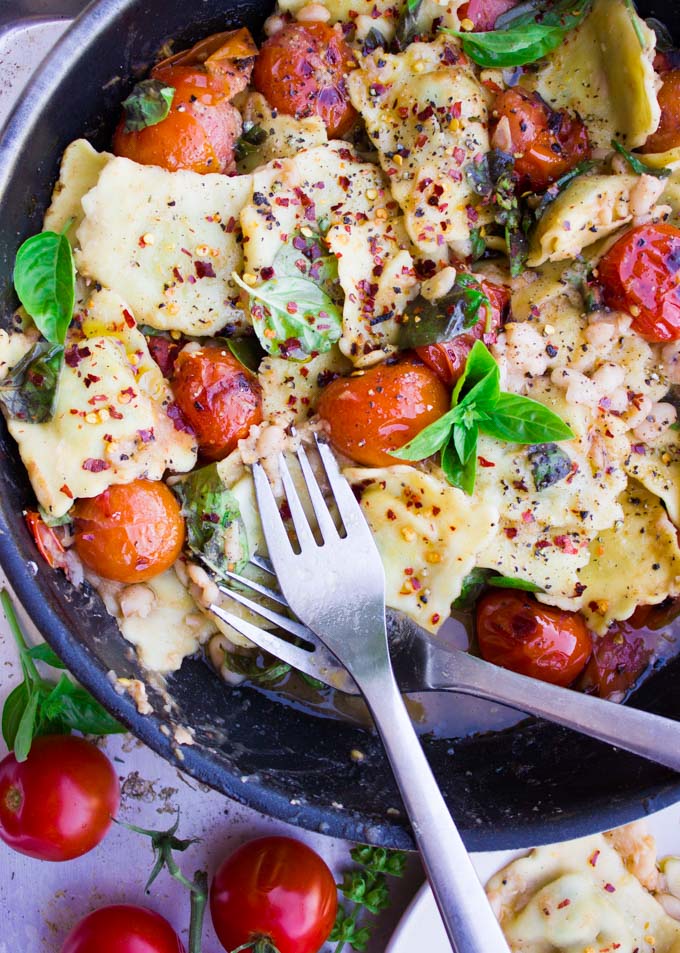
43,138,112,243
76,157,253,335
344,465,499,630
524,0,661,150
327,216,418,366
276,0,463,37
347,37,490,258
259,346,352,427
624,429,680,527
487,830,680,953
237,92,328,174
5,289,197,518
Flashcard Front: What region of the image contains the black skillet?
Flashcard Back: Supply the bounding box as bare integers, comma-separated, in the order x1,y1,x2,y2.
0,0,678,851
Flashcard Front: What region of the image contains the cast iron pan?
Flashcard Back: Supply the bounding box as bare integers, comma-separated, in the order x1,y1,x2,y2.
0,0,679,851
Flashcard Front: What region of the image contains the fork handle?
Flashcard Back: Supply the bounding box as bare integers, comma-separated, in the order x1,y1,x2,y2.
361,672,511,953
435,648,680,773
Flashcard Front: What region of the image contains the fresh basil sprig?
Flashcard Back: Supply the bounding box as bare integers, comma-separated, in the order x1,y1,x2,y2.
398,274,491,349
13,230,75,345
1,589,124,762
444,0,591,67
0,340,63,423
394,340,574,495
122,78,174,132
611,139,671,178
173,463,249,580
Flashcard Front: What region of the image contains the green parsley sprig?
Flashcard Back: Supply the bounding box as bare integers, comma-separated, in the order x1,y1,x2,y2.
393,341,574,495
331,846,408,952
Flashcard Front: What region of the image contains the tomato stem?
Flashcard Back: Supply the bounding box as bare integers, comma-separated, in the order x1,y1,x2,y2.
0,588,41,684
188,869,208,953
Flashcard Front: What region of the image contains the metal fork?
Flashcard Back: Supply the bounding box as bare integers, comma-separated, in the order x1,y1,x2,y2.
245,437,512,953
209,558,680,774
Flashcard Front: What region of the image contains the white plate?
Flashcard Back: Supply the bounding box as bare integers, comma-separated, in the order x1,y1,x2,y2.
386,802,680,952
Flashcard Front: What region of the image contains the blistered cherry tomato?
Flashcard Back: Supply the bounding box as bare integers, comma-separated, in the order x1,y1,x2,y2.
457,0,519,30
0,736,119,861
491,88,591,192
597,223,680,342
416,280,510,388
642,69,680,154
171,346,262,461
113,29,257,174
253,22,357,138
25,510,67,569
61,905,184,953
73,480,185,583
317,360,450,467
476,591,592,687
210,836,337,953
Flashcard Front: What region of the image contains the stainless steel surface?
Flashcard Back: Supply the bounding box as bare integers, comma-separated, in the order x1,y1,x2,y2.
251,438,511,953
212,570,680,774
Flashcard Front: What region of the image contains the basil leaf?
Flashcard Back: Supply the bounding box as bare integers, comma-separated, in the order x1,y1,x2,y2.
233,271,342,361
27,644,67,668
362,26,388,54
13,690,40,763
453,567,495,610
395,0,423,50
481,392,574,443
466,150,530,277
398,274,491,349
173,463,249,578
123,79,174,133
563,257,604,312
452,338,499,404
273,231,341,302
40,676,124,736
225,336,264,372
489,576,543,591
496,0,591,30
441,433,477,495
533,160,596,218
392,406,462,460
223,652,291,685
1,682,30,751
612,139,671,179
13,231,75,345
0,341,63,423
453,421,478,464
470,227,486,261
527,442,572,491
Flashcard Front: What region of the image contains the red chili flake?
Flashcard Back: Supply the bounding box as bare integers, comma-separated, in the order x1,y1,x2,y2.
554,534,578,555
88,395,108,405
172,267,184,284
386,508,397,521
64,345,91,368
417,105,434,122
103,434,113,443
411,578,422,591
431,613,441,625
467,206,480,224
574,582,587,597
85,373,101,386
260,266,275,280
453,146,466,165
181,247,192,257
535,539,552,550
225,216,236,233
589,850,600,867
452,101,462,119
415,134,428,149
137,428,155,443
286,301,298,314
404,567,414,575
631,443,646,455
603,883,616,893
504,527,518,539
478,457,495,468
432,505,441,516
166,402,195,435
122,308,135,328
195,260,216,279
82,458,110,473
565,461,580,484
521,509,534,523
109,406,124,420
59,484,73,499
557,898,571,909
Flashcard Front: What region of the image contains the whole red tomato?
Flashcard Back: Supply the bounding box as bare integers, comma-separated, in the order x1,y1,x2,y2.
416,280,510,388
642,69,680,154
61,905,184,953
491,88,591,192
73,480,185,584
597,223,680,342
0,735,119,861
317,359,450,467
253,22,357,138
171,345,262,461
476,590,592,687
210,836,337,953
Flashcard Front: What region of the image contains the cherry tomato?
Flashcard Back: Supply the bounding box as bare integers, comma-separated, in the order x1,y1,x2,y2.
113,29,257,174
597,223,680,342
476,591,592,687
25,510,66,569
73,480,185,583
0,736,119,861
253,22,357,138
457,0,519,30
416,280,510,388
171,346,262,461
491,88,591,192
317,360,450,467
210,836,337,953
642,69,680,154
61,905,184,953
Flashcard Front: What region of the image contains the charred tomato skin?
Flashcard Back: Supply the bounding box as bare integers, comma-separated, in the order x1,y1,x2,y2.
317,360,450,467
73,479,185,584
0,736,119,861
597,223,680,342
641,69,680,154
476,590,592,687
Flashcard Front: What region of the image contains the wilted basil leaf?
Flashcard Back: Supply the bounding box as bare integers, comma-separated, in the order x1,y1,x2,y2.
225,336,265,372
466,150,529,277
611,139,671,179
395,0,423,50
223,652,291,685
123,78,174,132
533,160,596,218
563,257,604,312
173,463,249,578
489,576,543,591
13,231,75,345
398,274,491,349
646,17,675,52
453,567,495,610
470,227,486,261
234,122,268,162
0,341,63,423
362,26,388,54
527,443,573,491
